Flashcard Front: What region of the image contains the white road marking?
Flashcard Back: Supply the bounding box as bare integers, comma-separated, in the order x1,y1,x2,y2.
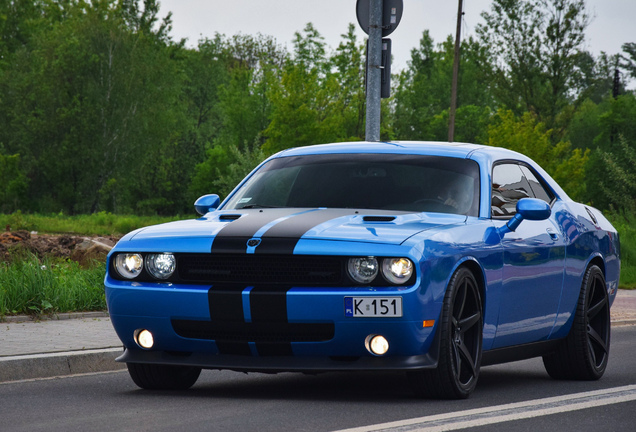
334,385,636,432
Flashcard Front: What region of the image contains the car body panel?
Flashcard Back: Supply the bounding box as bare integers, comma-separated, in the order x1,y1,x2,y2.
105,141,620,374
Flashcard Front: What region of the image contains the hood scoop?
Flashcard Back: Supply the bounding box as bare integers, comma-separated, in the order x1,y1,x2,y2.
362,215,396,223
219,214,242,221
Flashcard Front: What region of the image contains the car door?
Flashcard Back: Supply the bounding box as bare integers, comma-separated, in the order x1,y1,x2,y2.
491,162,566,348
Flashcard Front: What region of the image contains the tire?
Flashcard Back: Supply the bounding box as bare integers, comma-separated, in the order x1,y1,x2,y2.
543,264,610,380
409,267,483,399
127,363,201,390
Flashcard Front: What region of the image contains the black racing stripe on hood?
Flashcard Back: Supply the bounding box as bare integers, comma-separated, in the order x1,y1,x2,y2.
255,209,359,254
211,209,299,253
211,208,405,255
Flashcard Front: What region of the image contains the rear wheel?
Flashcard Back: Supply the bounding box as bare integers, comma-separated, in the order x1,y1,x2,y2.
409,267,483,399
543,264,610,380
127,363,201,390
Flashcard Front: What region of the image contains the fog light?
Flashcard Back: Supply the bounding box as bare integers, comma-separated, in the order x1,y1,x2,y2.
365,334,389,356
136,329,154,349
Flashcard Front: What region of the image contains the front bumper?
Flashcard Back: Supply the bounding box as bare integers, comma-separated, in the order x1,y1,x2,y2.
105,276,442,372
117,346,439,372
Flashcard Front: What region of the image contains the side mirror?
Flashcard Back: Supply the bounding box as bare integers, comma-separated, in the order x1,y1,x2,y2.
497,198,551,236
194,194,220,215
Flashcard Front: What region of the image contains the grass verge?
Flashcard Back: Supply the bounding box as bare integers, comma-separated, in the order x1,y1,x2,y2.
0,250,106,319
607,211,636,289
0,210,182,236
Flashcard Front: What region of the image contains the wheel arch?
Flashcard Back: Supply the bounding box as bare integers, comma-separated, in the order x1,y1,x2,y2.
452,257,486,309
587,254,606,277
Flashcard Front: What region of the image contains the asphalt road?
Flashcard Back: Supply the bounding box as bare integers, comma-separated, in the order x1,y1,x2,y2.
2,326,635,432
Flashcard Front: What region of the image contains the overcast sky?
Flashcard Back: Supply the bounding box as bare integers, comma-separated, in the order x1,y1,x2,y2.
158,0,635,79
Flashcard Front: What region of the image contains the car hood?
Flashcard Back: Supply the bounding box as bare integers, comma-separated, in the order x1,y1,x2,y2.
123,208,466,253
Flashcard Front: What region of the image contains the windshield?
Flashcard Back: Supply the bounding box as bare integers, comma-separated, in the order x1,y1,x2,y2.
224,153,480,216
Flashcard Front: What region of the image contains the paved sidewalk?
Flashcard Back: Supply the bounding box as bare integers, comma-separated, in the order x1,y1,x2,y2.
610,288,636,325
1,291,635,383
0,312,125,382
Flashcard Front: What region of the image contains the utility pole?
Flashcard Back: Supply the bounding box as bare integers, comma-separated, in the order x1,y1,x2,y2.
365,0,383,142
448,0,463,143
357,0,402,142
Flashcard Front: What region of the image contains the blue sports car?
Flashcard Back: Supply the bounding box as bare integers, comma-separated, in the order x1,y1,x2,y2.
105,141,620,399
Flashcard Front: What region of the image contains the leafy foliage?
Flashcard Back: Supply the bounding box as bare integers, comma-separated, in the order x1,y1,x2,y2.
393,32,493,141
594,136,636,213
0,152,28,213
478,0,590,129
487,110,589,200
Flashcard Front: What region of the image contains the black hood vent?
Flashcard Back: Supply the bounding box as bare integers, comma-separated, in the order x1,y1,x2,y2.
219,214,242,221
363,216,396,222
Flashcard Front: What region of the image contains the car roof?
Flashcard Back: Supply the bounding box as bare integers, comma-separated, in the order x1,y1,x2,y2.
276,141,526,162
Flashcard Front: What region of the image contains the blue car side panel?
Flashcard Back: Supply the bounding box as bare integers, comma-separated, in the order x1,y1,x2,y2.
403,218,503,351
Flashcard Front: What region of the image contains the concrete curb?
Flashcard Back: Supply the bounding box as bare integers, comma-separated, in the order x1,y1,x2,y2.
0,348,125,383
612,319,636,327
0,311,110,324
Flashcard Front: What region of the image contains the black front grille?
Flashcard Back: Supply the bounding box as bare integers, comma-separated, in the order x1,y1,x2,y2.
177,254,343,285
172,319,335,343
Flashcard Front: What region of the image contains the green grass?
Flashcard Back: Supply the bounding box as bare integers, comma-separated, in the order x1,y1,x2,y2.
0,211,186,318
606,211,636,289
0,210,182,236
0,251,106,318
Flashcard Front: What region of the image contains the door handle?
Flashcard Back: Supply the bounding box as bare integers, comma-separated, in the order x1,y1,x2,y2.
547,228,559,241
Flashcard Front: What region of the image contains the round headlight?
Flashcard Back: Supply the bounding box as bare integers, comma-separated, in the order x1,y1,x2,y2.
348,257,379,284
382,258,414,284
114,253,144,279
146,253,176,280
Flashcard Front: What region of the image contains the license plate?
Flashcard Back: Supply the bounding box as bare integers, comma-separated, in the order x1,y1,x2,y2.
344,297,403,317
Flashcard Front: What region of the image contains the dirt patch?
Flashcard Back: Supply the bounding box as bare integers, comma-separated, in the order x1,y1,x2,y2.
0,230,120,266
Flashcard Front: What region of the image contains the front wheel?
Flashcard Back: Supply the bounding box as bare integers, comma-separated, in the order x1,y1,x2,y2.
543,265,610,380
127,363,202,390
409,267,483,399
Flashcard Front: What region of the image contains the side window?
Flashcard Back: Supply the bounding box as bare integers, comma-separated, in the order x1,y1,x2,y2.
491,164,533,218
520,165,554,204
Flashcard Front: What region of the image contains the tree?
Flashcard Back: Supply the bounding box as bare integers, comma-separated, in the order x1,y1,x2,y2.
0,0,183,214
478,0,589,129
621,42,636,83
189,33,285,200
393,32,493,141
486,110,589,200
326,23,366,141
592,136,636,213
263,23,367,154
0,152,28,213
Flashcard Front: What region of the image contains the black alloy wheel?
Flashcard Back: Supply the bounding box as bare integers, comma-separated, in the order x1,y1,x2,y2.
543,264,610,380
409,267,483,399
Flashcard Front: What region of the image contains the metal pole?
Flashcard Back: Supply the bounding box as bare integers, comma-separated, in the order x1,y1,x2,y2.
365,0,383,142
448,0,463,143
